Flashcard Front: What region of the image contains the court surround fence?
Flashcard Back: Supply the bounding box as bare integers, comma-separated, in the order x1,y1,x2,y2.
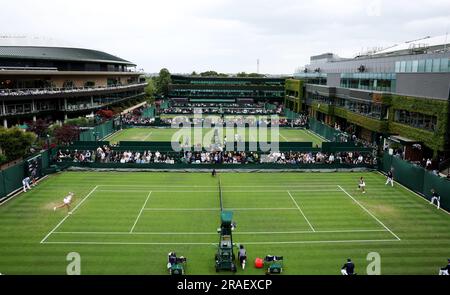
0,150,51,202
380,153,450,212
78,120,115,141
308,117,345,142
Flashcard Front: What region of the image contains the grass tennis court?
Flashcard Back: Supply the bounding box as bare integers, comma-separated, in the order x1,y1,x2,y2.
0,171,449,274
104,127,324,146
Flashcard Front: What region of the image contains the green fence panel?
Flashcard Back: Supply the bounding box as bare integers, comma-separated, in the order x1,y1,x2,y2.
265,103,277,111
55,161,374,170
0,172,6,198
142,106,156,119
308,117,342,142
381,153,393,173
79,120,114,141
40,150,50,170
391,156,425,193
285,109,299,120
2,162,25,196
160,100,171,110
422,171,450,210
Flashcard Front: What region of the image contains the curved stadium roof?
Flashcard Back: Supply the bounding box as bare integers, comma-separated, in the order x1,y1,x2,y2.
0,36,135,66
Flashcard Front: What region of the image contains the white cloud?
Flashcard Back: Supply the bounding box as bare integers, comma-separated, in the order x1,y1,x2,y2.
0,0,448,74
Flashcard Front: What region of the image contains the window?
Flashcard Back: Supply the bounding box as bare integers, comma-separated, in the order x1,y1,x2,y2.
394,109,437,132
412,60,418,72
394,61,400,73
440,58,448,72
405,61,412,72
418,59,425,72
425,59,433,72
400,61,406,72
432,59,440,72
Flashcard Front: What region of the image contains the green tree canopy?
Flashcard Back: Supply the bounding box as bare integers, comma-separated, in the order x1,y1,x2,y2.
144,78,156,102
0,127,36,162
199,71,229,77
155,68,172,97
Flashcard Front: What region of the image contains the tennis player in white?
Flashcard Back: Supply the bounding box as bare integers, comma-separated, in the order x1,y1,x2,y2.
358,177,366,194
54,192,74,214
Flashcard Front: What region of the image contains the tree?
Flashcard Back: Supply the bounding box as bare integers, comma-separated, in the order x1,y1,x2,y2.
53,125,80,145
27,118,49,137
144,78,156,103
199,71,229,77
191,71,198,76
155,68,172,97
0,127,36,162
248,73,265,78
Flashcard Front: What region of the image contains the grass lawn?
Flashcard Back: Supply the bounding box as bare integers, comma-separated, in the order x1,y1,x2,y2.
104,127,324,147
0,171,449,274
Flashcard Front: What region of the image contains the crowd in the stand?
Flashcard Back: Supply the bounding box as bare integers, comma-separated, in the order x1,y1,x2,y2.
55,146,374,166
332,123,378,149
0,84,137,97
121,107,155,126
161,116,306,127
56,146,176,164
260,151,374,165
161,103,283,116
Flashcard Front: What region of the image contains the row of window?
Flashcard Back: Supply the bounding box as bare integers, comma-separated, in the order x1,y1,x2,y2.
395,58,449,73
341,73,396,80
394,110,437,132
171,90,284,97
340,78,395,92
308,92,389,120
308,94,438,132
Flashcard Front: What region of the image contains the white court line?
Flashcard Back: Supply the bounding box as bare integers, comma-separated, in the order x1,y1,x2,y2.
95,189,341,193
52,229,388,235
287,190,316,232
141,207,298,211
41,238,400,246
40,186,99,244
305,129,328,142
130,191,152,233
143,208,219,211
96,184,345,188
142,132,153,141
337,185,401,241
279,133,289,142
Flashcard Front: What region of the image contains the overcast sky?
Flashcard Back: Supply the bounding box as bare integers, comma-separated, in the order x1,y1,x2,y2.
1,0,449,74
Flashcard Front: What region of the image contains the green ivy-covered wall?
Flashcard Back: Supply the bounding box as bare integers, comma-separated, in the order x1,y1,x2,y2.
284,79,304,113
333,107,388,133
388,95,449,152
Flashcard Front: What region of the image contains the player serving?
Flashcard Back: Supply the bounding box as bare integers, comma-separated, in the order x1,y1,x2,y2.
54,192,75,214
358,177,366,194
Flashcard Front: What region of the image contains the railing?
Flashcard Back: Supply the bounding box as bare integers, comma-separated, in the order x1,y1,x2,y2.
0,66,58,71
0,82,148,97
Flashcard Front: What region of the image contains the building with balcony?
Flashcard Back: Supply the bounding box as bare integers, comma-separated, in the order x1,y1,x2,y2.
0,36,147,127
168,75,285,104
286,35,450,160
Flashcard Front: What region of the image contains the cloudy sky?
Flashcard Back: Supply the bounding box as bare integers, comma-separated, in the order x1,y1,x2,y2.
1,0,449,74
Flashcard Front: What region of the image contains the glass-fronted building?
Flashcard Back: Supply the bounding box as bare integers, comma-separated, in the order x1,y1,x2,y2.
168,75,285,103
0,37,147,127
285,35,450,160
